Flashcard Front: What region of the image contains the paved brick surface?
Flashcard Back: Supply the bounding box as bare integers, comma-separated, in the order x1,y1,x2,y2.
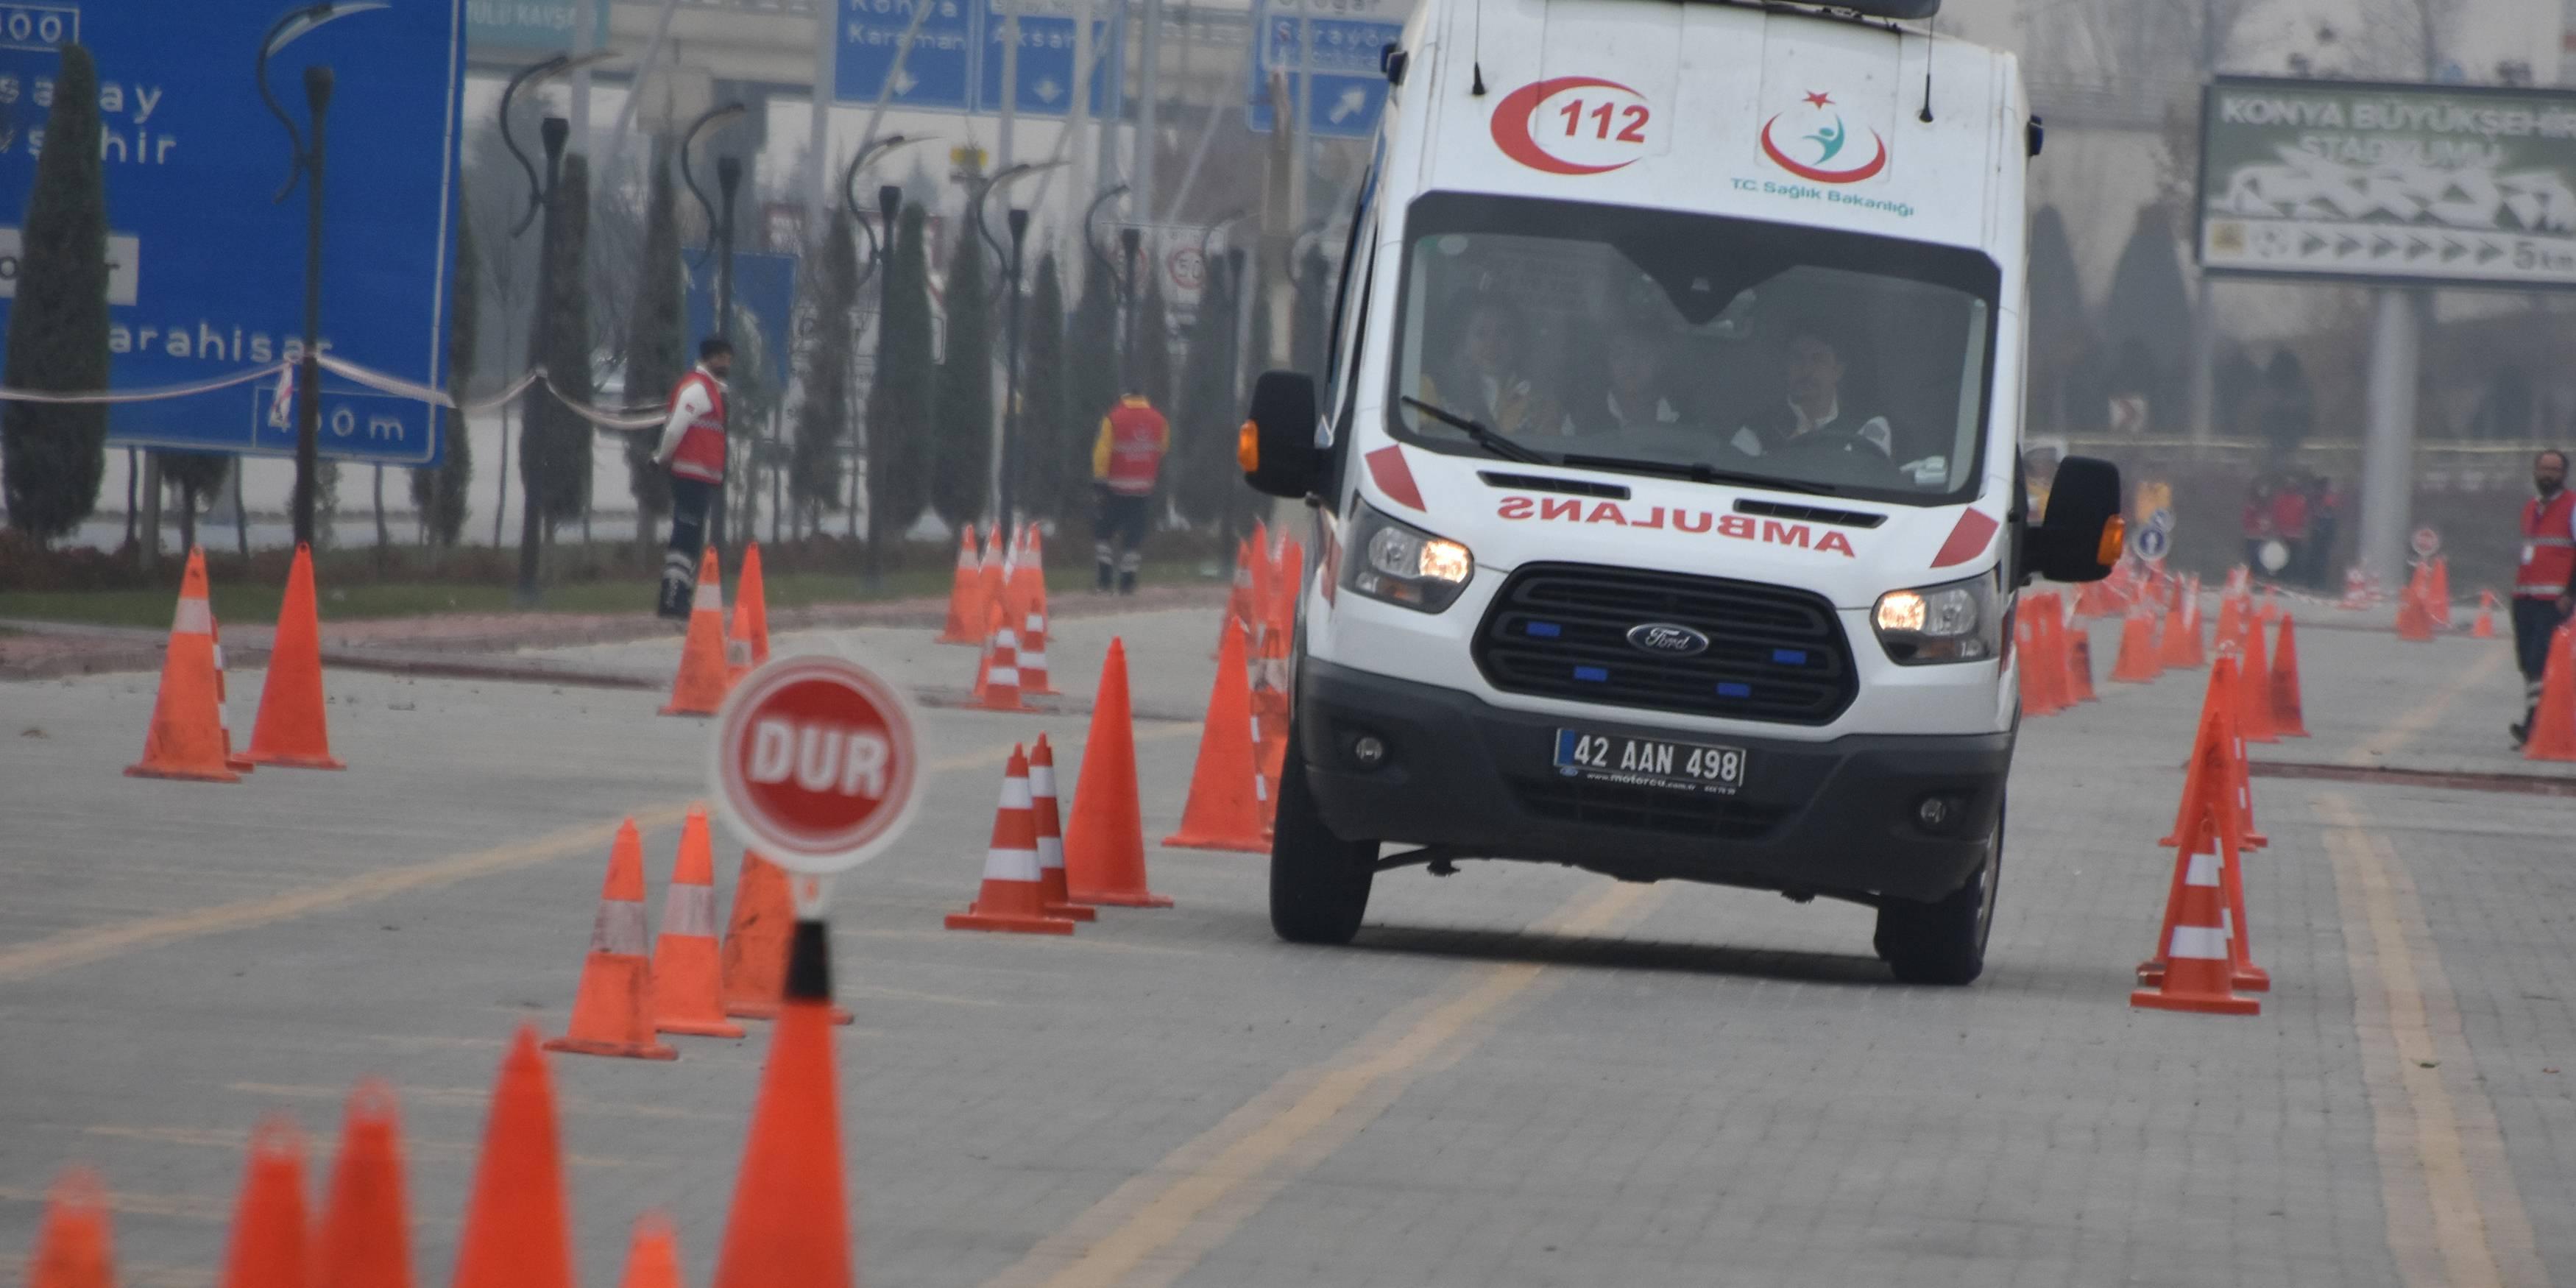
0,598,2569,1287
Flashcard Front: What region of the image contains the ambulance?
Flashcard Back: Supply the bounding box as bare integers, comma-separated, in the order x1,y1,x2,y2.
1239,0,2123,983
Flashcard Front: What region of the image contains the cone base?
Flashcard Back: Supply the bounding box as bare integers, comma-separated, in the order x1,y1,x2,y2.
944,910,1078,934
2129,988,2260,1016
1069,888,1175,908
225,754,258,772
726,999,857,1023
125,762,243,783
543,1036,680,1060
1046,902,1099,921
1163,832,1269,853
657,1015,749,1038
2138,961,2271,992
240,749,346,770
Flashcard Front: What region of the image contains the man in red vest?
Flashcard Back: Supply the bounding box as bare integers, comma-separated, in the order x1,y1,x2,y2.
2512,448,2576,745
1091,389,1168,594
651,336,733,620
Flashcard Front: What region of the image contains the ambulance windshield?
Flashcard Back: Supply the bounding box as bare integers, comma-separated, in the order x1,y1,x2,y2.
1388,193,2000,506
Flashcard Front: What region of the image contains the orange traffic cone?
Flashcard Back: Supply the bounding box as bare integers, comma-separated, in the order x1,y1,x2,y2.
126,547,241,782
1216,537,1254,658
2138,662,2271,994
312,1081,415,1288
618,1213,684,1288
1165,620,1269,852
1011,524,1047,625
2110,606,2161,683
662,548,734,716
2525,625,2576,762
710,921,854,1288
2016,617,2056,716
2212,592,2246,649
2472,590,2498,639
2129,805,2262,1016
937,525,986,645
1018,592,1057,697
1029,735,1094,921
546,820,679,1061
2429,558,2452,628
218,1118,305,1288
2038,598,2076,710
729,542,771,677
240,543,347,770
450,1026,573,1288
970,613,1028,712
1064,639,1172,907
210,612,254,774
947,747,1077,934
2235,618,2277,743
1250,622,1292,826
2270,615,2310,737
654,807,746,1038
720,850,853,1024
26,1167,116,1288
2161,657,2268,852
2256,587,2280,628
977,523,1008,629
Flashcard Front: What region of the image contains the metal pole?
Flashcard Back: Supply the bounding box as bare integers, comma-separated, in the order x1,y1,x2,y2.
718,157,743,337
1135,0,1162,219
810,1,837,237
1119,225,1142,387
1001,208,1030,528
609,0,687,174
294,66,333,552
570,0,595,150
1067,0,1097,274
2359,289,2418,587
1000,0,1022,171
866,183,904,584
1289,0,1312,230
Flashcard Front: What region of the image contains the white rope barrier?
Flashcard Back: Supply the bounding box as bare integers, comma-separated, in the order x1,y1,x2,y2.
0,355,672,434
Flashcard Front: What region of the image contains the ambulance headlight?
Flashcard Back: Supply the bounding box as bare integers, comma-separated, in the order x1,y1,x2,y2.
1872,574,1998,665
1345,503,1473,612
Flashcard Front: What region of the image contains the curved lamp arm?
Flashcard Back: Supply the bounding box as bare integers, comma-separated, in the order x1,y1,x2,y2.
259,1,390,204
681,102,749,269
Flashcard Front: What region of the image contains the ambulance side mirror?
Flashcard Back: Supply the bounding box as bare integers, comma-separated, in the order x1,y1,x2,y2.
1241,369,1322,499
2022,455,2123,584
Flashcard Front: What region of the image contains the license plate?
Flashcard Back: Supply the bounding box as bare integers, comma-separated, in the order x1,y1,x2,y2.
1552,728,1748,796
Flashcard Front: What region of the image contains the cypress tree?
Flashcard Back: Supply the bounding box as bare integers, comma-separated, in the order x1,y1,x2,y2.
414,191,479,549
520,155,594,594
1064,264,1121,523
160,452,230,553
933,221,994,529
1017,252,1070,523
792,209,860,531
1,44,110,542
622,141,684,548
865,204,935,568
1174,256,1236,526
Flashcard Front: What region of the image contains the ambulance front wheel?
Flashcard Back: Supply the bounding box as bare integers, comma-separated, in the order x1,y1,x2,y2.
1872,796,2003,986
1270,722,1378,946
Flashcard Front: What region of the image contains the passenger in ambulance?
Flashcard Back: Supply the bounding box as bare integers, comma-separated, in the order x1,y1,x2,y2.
1729,322,1894,460
1563,318,1684,436
1418,297,1563,438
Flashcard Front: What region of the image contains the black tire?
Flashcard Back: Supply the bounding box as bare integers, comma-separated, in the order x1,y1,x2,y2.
1269,721,1378,945
1873,799,2003,986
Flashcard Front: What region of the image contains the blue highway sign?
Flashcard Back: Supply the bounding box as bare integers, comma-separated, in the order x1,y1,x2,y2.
972,0,1122,118
687,252,802,396
1247,0,1405,138
836,0,974,110
0,0,465,465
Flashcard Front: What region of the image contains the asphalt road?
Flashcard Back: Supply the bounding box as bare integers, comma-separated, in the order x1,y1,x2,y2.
1,601,2570,1287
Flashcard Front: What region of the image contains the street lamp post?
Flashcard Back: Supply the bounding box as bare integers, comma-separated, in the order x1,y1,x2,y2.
1118,226,1142,391
715,154,741,549
258,0,389,553
863,183,905,585
515,115,570,605
998,207,1031,532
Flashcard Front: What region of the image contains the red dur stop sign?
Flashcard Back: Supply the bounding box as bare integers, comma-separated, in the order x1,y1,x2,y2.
709,655,923,874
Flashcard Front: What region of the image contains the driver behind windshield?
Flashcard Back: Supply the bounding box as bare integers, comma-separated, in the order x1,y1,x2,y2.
1730,322,1894,461
1563,318,1682,436
1419,297,1561,437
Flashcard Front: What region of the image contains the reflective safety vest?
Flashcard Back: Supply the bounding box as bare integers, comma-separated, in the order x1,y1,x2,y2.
668,370,729,484
2519,489,2576,598
1097,397,1167,496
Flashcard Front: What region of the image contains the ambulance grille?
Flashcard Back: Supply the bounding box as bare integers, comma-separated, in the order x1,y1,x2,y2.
1473,564,1856,725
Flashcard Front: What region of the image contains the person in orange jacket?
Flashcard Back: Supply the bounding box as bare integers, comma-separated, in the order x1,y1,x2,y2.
1091,389,1168,594
651,337,733,620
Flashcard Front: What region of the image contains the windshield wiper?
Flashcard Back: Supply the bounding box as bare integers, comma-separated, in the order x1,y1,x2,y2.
1554,453,1839,497
1399,396,1554,466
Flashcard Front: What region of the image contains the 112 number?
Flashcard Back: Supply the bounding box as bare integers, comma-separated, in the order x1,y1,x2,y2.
1557,99,1649,144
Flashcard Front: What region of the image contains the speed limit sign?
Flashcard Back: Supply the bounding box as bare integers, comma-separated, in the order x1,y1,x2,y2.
708,654,924,875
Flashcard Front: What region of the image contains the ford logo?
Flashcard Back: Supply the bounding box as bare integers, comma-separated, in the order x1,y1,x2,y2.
1626,623,1710,657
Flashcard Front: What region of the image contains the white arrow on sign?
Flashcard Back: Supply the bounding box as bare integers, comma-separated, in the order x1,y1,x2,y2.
1033,77,1064,103
1328,85,1367,122
894,68,919,95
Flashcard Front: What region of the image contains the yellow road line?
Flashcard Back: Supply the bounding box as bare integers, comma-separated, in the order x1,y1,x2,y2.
2315,793,2546,1288
983,881,1659,1288
0,737,1048,986
2338,647,2508,767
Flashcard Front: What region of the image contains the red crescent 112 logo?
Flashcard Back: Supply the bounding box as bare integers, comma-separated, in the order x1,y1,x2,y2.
1758,90,1889,184
1490,77,1655,176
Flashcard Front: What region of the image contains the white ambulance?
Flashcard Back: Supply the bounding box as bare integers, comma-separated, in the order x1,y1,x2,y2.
1239,0,2123,983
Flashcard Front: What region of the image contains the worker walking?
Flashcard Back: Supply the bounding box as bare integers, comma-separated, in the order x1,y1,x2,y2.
651,337,734,620
1091,389,1168,595
2511,448,2576,746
